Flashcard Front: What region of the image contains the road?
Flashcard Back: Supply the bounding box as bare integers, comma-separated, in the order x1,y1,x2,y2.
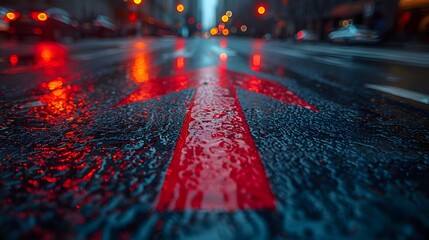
1,37,428,239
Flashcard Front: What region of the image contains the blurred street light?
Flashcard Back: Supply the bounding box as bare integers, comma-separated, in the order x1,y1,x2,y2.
210,27,218,35
133,0,142,4
221,15,229,23
257,5,266,15
177,3,185,13
218,23,225,31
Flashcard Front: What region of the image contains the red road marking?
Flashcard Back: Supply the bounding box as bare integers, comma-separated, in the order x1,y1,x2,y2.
115,67,317,211
157,68,276,211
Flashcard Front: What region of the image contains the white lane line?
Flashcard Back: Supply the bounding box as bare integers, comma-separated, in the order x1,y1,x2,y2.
210,45,236,56
294,45,429,67
163,47,198,59
268,48,307,58
311,56,356,68
366,84,429,104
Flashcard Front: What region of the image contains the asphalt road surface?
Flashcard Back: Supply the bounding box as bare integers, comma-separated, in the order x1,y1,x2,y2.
1,37,428,239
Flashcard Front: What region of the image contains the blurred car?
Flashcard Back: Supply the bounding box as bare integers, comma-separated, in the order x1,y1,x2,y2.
294,29,319,42
81,15,117,38
0,6,13,36
328,24,380,43
7,7,80,41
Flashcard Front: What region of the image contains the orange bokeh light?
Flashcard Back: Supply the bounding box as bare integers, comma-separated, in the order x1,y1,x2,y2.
257,6,266,15
37,12,48,21
210,27,218,35
176,4,185,13
221,15,229,23
176,56,185,71
6,12,18,21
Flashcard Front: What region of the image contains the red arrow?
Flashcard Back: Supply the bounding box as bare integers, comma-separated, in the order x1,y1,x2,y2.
115,66,317,211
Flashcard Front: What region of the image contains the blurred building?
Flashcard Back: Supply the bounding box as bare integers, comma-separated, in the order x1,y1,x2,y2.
396,0,429,42
216,0,279,38
0,0,204,37
286,0,429,42
175,0,202,36
1,0,116,21
132,0,202,37
287,0,399,39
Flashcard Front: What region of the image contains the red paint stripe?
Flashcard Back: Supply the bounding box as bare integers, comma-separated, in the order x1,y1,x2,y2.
114,74,192,108
156,68,276,211
231,71,318,112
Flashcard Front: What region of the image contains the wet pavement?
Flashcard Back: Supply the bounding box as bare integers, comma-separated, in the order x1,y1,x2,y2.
0,37,429,239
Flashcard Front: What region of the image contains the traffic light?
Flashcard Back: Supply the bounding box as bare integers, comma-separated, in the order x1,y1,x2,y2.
257,5,266,15
133,0,142,4
129,12,138,22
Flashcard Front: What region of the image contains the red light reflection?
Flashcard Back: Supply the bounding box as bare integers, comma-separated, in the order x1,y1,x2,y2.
220,37,228,48
175,38,185,51
35,43,67,67
175,56,186,71
26,73,96,193
29,77,91,124
219,53,228,69
33,28,43,35
116,71,191,107
220,53,228,62
251,54,262,71
131,53,150,84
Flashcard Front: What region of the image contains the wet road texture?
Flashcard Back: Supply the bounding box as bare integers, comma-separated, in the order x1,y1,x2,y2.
0,38,429,239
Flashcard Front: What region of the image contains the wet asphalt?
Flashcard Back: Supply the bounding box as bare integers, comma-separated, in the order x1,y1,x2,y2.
0,37,428,239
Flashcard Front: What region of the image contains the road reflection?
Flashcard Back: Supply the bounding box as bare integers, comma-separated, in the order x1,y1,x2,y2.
2,42,105,232
251,54,262,72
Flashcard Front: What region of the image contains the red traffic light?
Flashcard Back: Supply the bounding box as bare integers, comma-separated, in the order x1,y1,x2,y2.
128,12,138,22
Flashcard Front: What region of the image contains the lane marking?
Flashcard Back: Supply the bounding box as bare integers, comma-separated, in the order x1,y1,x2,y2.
115,67,317,211
366,84,429,104
210,45,237,56
157,68,275,211
162,47,198,60
311,56,355,68
268,48,307,59
287,45,429,67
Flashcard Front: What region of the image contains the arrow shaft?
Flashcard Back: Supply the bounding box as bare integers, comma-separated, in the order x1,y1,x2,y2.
156,68,276,211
